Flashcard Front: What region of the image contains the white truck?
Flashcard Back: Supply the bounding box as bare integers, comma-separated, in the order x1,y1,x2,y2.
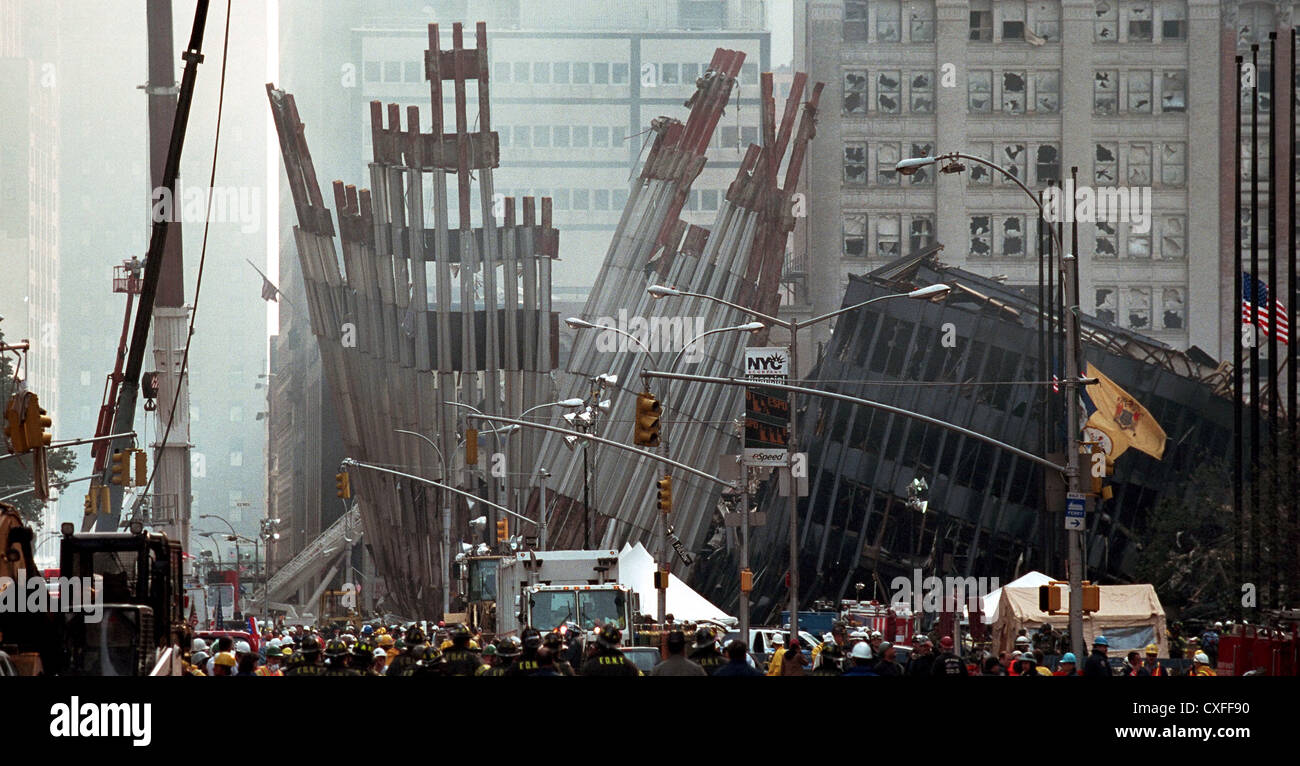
471,549,639,644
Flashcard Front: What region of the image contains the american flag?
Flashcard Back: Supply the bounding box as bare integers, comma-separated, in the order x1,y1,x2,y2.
1242,271,1290,345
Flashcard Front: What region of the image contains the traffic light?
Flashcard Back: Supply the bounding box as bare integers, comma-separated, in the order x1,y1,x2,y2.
23,393,51,450
1039,584,1061,613
110,450,130,486
133,449,148,486
3,395,26,454
739,568,753,593
466,428,478,465
335,471,351,499
1082,582,1100,613
495,518,508,542
633,391,661,447
656,475,672,514
83,493,93,516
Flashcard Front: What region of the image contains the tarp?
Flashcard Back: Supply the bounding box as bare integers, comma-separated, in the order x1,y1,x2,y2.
992,583,1167,656
979,570,1056,624
618,543,731,623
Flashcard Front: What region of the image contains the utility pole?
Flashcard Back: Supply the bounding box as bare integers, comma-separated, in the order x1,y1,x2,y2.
1063,166,1085,661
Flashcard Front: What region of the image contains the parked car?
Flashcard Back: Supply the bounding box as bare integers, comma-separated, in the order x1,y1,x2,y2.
622,646,661,675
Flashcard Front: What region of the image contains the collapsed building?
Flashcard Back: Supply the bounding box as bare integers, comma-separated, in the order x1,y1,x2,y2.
691,250,1236,622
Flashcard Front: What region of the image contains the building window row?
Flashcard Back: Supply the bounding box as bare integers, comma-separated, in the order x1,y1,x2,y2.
1094,1,1188,43
970,0,1061,43
492,60,631,86
844,1,935,44
1094,69,1186,115
968,70,1059,114
844,141,937,185
1094,215,1186,260
499,124,629,149
496,186,633,212
1094,285,1185,331
1095,141,1186,187
965,141,1060,186
843,69,934,115
843,212,934,259
968,213,1036,258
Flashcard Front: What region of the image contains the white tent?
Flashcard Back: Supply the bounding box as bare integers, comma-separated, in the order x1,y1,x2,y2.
617,543,731,623
979,570,1056,624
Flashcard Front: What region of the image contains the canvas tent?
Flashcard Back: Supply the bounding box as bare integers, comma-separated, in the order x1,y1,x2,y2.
617,543,731,623
991,583,1167,656
979,570,1055,624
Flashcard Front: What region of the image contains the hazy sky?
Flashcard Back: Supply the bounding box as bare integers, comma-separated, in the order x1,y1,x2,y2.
770,0,793,67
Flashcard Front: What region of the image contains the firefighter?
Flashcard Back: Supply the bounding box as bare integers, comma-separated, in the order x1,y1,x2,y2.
810,641,844,676
906,636,935,676
579,624,642,676
351,637,377,672
842,642,878,676
931,635,967,676
1017,652,1042,677
508,626,546,676
1167,622,1187,659
284,635,325,676
1189,651,1216,676
479,637,520,676
322,639,361,676
688,627,726,675
386,626,429,677
1138,644,1163,676
442,625,484,676
543,632,576,676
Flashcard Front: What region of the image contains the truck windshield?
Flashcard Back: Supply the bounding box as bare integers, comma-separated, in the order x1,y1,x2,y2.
467,559,497,602
578,589,627,630
529,590,577,630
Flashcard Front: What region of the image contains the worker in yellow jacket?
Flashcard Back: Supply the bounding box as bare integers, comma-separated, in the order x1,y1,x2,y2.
766,634,786,676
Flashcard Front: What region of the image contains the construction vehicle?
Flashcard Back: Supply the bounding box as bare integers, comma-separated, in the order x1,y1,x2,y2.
318,588,358,629
486,549,639,644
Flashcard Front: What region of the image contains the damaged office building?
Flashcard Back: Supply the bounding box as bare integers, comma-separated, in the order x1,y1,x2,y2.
693,250,1234,622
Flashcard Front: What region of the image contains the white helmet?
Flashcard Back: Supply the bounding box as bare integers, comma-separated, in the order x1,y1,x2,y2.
1194,652,1210,664
822,632,834,643
1214,622,1223,629
870,630,882,639
1015,635,1031,646
267,639,282,650
849,630,867,640
234,640,252,655
851,642,873,660
191,638,208,653
771,634,784,645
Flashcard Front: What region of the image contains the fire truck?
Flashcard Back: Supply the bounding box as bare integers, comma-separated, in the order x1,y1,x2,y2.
1215,616,1300,676
840,600,923,645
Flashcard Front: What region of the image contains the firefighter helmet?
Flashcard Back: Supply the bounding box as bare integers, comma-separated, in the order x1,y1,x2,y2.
521,626,543,650
496,636,522,657
597,624,622,648
406,625,427,645
324,639,349,658
299,635,321,654
851,642,873,660
694,626,715,648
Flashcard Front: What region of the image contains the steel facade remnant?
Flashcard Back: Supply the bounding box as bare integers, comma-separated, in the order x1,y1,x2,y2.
525,52,825,577
268,22,558,617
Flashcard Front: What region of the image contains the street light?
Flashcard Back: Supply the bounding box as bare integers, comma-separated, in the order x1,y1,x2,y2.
899,148,1087,660
647,282,950,643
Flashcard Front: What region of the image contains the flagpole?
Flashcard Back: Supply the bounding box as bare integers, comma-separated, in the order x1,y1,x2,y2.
1234,55,1245,621
1290,26,1298,596
1268,32,1280,609
1251,43,1262,589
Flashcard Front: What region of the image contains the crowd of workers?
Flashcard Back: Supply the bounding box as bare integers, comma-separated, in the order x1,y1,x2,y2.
175,615,1223,676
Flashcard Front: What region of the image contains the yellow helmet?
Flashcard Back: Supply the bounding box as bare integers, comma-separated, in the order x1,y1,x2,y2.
214,652,237,667
440,639,454,650
1144,644,1159,655
378,634,395,647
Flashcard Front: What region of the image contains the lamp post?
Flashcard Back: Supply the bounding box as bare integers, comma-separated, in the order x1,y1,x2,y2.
259,517,280,625
899,149,1085,661
647,283,950,643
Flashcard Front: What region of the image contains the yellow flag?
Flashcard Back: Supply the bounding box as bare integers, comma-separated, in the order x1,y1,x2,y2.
1083,363,1166,460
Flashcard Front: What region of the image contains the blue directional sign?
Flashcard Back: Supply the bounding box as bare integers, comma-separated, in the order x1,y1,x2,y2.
1065,492,1086,530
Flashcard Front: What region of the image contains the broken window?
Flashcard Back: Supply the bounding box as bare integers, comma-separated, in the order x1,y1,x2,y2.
970,216,992,257
877,71,901,113
1035,71,1059,112
1161,70,1186,112
1127,287,1151,329
1127,228,1150,259
1259,66,1273,113
968,142,992,185
1096,221,1118,258
844,70,869,115
845,0,869,42
1095,287,1118,324
999,143,1026,182
1128,70,1152,113
1002,1,1025,41
1161,142,1186,186
1002,71,1026,113
1161,0,1186,40
1094,70,1117,114
1127,2,1153,41
1001,216,1025,257
910,72,933,113
1128,143,1152,184
910,1,935,42
843,214,868,257
910,143,933,184
1162,288,1185,329
910,216,933,252
877,215,901,258
970,1,993,42
877,143,901,185
969,70,993,112
1036,144,1060,184
1032,2,1060,41
877,1,901,42
844,141,868,184
1095,143,1118,184
1095,0,1118,42
1160,216,1185,260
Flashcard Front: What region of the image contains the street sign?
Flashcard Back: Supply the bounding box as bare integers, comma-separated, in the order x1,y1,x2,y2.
1065,491,1086,530
743,347,789,466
